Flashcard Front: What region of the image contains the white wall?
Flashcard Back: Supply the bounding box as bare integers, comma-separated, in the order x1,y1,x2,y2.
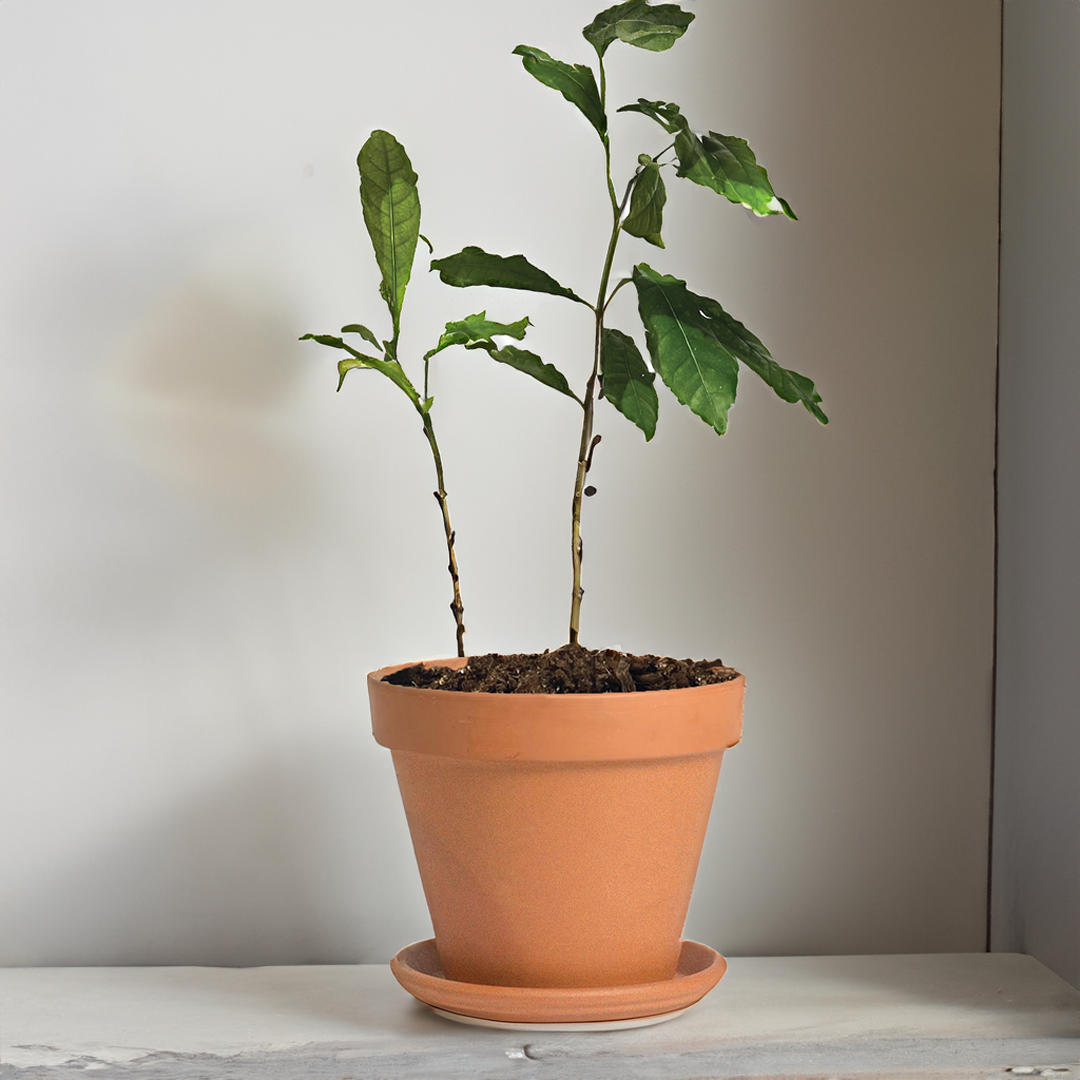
0,1,1000,965
992,0,1080,988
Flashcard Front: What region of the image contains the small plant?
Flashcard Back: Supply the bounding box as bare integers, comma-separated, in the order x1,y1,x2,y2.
304,1,827,658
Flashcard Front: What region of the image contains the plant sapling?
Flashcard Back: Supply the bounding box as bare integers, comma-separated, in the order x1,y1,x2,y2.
305,0,828,675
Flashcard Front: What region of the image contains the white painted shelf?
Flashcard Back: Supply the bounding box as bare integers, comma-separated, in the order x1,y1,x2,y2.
2,953,1077,1078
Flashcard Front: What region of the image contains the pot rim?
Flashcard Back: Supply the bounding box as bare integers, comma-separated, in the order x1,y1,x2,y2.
368,658,745,762
369,656,743,698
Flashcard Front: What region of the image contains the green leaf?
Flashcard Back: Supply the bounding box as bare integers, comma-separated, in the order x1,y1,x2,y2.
477,343,581,403
617,97,686,134
358,130,421,338
583,1,694,56
424,311,532,362
414,309,578,402
621,162,667,248
300,332,356,351
512,45,606,139
619,101,797,219
695,295,827,423
431,246,591,307
599,328,658,440
335,355,419,400
300,332,419,401
444,311,531,344
674,129,797,218
630,266,827,430
340,323,383,351
631,265,739,435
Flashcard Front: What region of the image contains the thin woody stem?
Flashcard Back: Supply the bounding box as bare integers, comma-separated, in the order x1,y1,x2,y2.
421,411,465,656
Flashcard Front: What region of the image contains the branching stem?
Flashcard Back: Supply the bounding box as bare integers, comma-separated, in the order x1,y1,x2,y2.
603,276,632,314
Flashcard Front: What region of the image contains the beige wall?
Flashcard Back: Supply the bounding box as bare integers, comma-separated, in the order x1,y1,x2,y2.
0,0,1000,964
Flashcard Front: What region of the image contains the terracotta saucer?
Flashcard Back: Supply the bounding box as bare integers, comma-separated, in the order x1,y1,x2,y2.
427,1003,694,1031
390,939,726,1026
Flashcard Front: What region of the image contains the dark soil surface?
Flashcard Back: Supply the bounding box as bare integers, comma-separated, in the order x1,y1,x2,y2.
381,643,739,694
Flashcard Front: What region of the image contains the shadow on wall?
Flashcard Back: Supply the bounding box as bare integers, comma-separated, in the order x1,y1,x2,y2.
2,227,444,968
1,741,429,967
94,231,314,517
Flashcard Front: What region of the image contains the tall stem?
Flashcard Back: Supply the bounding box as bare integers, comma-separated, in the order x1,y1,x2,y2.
568,227,622,645
568,86,637,643
421,411,465,656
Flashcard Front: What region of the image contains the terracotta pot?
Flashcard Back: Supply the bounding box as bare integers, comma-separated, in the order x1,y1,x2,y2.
369,658,744,990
